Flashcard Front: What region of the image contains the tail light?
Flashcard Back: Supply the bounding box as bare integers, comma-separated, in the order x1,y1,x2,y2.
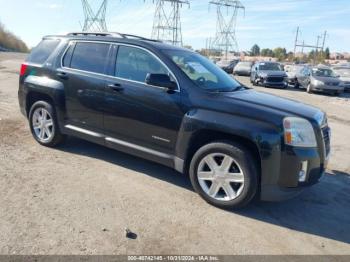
20,63,28,76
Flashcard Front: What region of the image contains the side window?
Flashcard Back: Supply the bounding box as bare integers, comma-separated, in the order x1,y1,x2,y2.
26,39,61,64
62,43,75,67
70,42,110,74
115,46,169,83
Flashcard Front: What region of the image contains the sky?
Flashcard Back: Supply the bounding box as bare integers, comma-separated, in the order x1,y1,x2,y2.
0,0,349,52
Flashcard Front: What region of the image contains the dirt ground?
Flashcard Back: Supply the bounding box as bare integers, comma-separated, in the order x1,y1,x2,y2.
0,52,349,255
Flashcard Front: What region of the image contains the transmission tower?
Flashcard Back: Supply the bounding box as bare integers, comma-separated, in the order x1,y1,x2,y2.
81,0,108,32
209,0,245,60
151,0,190,46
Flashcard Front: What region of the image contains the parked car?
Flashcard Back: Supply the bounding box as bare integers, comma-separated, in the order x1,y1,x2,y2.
285,64,305,88
296,66,344,95
250,62,288,88
233,61,253,76
217,59,239,74
333,67,350,92
18,32,330,209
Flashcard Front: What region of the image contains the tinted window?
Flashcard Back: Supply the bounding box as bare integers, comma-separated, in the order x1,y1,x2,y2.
27,39,60,64
115,46,169,82
70,42,110,74
62,43,75,67
164,49,241,92
259,63,282,71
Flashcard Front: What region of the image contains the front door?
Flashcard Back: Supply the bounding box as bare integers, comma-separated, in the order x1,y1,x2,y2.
103,45,184,156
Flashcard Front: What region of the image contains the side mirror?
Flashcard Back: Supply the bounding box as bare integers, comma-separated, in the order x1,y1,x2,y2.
145,73,177,91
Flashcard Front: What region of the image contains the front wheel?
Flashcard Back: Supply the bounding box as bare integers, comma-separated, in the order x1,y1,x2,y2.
307,84,312,93
29,101,65,147
189,141,258,209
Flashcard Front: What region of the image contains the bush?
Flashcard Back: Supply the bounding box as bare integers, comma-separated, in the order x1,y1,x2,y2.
0,22,28,53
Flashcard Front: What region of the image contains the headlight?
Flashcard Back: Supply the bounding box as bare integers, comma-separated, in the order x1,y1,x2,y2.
313,79,324,86
283,117,317,147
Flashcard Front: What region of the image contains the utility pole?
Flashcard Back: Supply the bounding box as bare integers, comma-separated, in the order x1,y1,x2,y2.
293,27,327,64
209,0,245,60
81,0,108,32
321,30,328,51
293,26,299,56
151,0,190,46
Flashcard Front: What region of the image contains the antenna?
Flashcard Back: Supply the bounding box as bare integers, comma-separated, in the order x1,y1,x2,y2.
81,0,108,32
209,0,245,60
151,0,190,46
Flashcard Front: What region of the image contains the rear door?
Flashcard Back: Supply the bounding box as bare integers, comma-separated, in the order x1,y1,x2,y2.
58,41,111,132
102,44,184,155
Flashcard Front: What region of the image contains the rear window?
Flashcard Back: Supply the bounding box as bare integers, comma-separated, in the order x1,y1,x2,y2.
27,39,61,64
70,42,110,74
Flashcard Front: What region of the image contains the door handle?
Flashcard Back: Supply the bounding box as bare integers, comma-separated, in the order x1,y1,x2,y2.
57,72,69,80
107,83,124,92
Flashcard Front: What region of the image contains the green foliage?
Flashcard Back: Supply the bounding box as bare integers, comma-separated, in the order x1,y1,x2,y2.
273,47,287,61
0,21,28,53
325,47,330,59
250,44,260,56
260,48,274,57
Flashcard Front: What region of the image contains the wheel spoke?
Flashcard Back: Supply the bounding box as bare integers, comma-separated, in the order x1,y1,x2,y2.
226,172,244,183
220,155,233,172
208,181,221,197
39,128,45,139
198,171,215,180
41,109,47,120
44,127,51,138
204,155,218,171
222,183,236,199
45,119,53,127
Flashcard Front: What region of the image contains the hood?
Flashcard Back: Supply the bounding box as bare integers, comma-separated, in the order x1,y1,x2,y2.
258,70,287,77
221,89,322,122
312,76,340,83
339,76,350,82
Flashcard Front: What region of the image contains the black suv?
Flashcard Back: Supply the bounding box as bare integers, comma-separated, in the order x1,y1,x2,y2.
18,32,331,209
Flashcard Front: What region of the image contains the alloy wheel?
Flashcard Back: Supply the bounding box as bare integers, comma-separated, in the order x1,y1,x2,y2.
197,153,245,201
32,107,55,143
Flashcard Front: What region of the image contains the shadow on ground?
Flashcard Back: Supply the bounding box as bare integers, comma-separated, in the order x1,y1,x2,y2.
58,137,350,245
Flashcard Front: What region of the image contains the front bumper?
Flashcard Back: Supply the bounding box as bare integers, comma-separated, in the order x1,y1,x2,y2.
261,126,330,201
313,84,344,92
262,80,288,88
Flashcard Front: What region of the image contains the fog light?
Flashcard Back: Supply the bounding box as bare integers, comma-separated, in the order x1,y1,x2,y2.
299,161,308,182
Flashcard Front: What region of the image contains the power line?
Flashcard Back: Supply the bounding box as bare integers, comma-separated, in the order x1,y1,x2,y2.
151,0,190,46
209,0,245,60
81,0,108,32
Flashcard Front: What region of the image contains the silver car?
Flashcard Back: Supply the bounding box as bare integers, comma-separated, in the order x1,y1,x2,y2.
333,67,350,92
296,66,344,95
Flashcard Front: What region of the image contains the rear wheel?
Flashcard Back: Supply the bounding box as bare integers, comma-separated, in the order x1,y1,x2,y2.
189,141,258,209
29,101,65,147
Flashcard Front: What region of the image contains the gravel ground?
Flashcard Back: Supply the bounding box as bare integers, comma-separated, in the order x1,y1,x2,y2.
0,53,349,255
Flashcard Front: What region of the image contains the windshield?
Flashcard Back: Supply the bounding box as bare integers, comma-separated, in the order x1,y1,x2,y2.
334,69,350,77
312,68,336,77
163,50,242,92
259,63,282,71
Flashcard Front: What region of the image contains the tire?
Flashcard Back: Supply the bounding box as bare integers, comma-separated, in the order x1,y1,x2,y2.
29,101,65,147
294,79,299,89
307,84,312,93
189,141,258,209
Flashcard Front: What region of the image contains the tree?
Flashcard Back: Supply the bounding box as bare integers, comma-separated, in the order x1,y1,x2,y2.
250,44,260,56
260,48,274,57
273,47,287,61
325,47,330,59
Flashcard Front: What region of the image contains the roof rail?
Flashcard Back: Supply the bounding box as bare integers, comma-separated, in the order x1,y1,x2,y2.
67,32,161,42
67,32,124,37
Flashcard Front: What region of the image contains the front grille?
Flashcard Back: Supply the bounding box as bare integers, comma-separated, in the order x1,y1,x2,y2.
267,76,284,83
322,127,331,157
326,82,339,86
